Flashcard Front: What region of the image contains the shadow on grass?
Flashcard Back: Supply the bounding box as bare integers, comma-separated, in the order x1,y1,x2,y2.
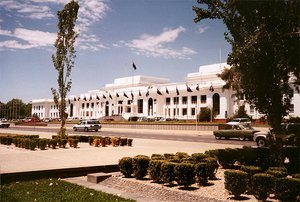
227,195,251,201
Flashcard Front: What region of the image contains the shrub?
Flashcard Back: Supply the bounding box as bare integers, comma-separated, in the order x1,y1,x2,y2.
119,157,133,178
240,165,262,194
38,139,48,150
29,139,37,151
204,149,219,159
266,167,288,178
217,148,238,168
120,138,127,146
190,153,209,163
160,162,177,185
72,139,79,148
111,137,118,146
174,163,195,188
256,147,271,171
195,162,209,186
224,170,248,198
151,154,165,160
175,152,189,160
132,155,150,180
239,146,257,166
100,137,106,147
49,139,58,149
252,173,275,201
283,146,300,174
197,107,212,122
127,138,133,146
88,136,94,145
61,139,68,148
292,173,300,178
148,160,164,182
105,137,111,145
93,138,100,147
203,157,219,180
275,177,300,201
163,153,176,160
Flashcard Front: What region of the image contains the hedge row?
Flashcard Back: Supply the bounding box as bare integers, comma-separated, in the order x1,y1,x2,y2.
209,146,299,174
119,152,219,188
225,166,300,201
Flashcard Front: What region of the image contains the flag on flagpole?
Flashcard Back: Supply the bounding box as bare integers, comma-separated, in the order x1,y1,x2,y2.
78,96,81,101
132,62,137,70
139,90,141,96
103,94,106,99
209,83,214,92
116,92,119,97
68,99,71,104
74,97,77,101
96,95,100,100
83,96,87,101
131,91,134,99
196,84,199,91
166,87,169,94
146,90,149,97
109,93,113,99
176,86,180,95
89,95,92,101
124,92,128,98
157,89,163,95
187,85,193,92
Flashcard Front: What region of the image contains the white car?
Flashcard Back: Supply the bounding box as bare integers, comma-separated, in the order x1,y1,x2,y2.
227,118,251,127
0,120,10,128
73,119,101,132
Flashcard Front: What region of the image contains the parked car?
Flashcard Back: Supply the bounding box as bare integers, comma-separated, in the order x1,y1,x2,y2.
227,118,251,127
73,119,101,132
213,123,259,141
254,123,300,147
0,120,10,128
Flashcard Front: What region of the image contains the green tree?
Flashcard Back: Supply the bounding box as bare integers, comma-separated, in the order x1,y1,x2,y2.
51,0,79,138
0,99,31,120
193,0,299,132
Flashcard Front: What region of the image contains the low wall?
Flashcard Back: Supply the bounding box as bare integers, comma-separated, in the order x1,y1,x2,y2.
101,123,218,131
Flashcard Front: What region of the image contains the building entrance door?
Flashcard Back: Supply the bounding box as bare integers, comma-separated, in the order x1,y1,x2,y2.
105,101,109,116
148,98,153,116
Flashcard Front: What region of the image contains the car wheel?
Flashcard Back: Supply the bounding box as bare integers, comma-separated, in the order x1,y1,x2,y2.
256,138,267,147
84,127,89,132
73,127,77,131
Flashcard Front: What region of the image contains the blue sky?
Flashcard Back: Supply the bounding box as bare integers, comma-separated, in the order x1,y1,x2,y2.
0,0,230,103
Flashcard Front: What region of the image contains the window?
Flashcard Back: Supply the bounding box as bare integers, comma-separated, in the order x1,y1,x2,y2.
166,97,170,105
250,105,255,113
91,103,94,108
213,93,220,115
87,103,90,108
191,108,196,115
118,100,123,104
173,97,179,105
182,96,187,104
201,95,206,104
82,103,85,108
191,96,197,104
182,108,187,115
290,104,294,113
126,107,131,113
138,99,143,113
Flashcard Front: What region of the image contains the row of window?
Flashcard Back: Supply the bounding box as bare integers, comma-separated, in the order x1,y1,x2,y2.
166,95,207,105
33,106,44,110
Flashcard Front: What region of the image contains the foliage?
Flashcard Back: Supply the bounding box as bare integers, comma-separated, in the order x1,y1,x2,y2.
217,148,238,168
51,0,79,138
119,157,133,178
224,170,248,198
203,157,219,180
0,99,32,120
132,155,150,180
151,154,165,160
38,139,48,150
232,105,251,120
275,177,300,201
197,107,213,122
251,173,275,201
160,162,177,185
193,0,300,132
195,162,209,186
148,160,164,182
174,163,195,188
1,178,134,202
127,138,133,146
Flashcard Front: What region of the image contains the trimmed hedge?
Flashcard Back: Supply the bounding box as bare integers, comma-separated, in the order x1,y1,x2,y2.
119,157,133,178
160,162,177,185
275,177,300,201
195,162,209,186
174,163,195,188
224,170,248,198
148,160,164,182
251,173,275,201
132,155,150,180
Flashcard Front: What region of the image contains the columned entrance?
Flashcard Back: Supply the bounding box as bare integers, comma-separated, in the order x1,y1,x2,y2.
148,98,153,116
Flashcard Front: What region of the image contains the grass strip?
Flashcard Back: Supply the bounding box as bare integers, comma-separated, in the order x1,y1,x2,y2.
1,178,135,202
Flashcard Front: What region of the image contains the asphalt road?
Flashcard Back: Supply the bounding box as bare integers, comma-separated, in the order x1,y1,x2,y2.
6,126,255,147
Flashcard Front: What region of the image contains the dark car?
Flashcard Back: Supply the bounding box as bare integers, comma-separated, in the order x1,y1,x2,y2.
214,123,259,141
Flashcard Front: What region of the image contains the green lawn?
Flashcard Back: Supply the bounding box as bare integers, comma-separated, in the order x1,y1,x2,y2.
1,178,135,202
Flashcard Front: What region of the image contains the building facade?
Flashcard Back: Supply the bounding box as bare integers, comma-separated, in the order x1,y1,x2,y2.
32,63,300,121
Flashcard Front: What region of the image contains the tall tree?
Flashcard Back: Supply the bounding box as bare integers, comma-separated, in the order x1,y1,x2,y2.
51,0,79,137
193,0,299,132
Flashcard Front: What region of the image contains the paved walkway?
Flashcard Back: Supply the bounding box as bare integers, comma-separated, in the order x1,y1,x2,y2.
0,127,244,174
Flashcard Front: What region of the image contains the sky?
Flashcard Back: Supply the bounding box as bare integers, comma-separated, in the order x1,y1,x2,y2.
0,0,231,103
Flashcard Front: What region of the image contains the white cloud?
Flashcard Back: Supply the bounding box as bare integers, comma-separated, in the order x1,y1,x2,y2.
126,27,196,59
0,28,56,50
198,25,209,34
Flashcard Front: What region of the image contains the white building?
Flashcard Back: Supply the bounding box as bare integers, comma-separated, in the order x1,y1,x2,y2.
32,63,300,121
